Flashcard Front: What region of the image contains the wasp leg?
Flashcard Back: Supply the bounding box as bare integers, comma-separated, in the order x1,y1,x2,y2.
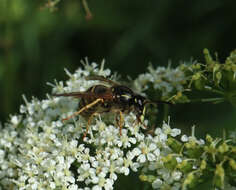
62,98,104,121
135,116,147,129
83,112,99,139
116,111,124,135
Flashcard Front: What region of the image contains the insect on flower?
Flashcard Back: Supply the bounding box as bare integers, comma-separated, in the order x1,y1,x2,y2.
53,75,170,138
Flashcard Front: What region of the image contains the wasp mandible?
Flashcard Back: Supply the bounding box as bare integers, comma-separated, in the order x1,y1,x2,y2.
53,75,170,138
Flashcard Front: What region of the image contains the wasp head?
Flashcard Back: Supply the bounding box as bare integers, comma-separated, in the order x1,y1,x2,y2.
132,95,171,123
133,95,148,122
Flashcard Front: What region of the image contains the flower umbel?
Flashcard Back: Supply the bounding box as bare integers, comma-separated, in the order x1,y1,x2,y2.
0,55,236,190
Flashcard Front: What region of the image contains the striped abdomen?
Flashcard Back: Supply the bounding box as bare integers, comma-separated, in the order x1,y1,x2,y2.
78,85,113,118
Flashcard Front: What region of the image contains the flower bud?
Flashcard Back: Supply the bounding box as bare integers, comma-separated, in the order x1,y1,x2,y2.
213,164,225,189
167,137,182,153
200,160,207,170
177,160,193,173
162,154,177,170
218,142,229,154
229,159,236,170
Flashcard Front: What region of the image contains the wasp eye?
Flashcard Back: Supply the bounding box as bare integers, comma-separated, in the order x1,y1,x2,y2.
134,95,145,106
138,99,143,106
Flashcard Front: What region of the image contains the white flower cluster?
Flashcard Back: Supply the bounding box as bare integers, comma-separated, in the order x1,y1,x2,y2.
0,60,190,190
133,65,186,97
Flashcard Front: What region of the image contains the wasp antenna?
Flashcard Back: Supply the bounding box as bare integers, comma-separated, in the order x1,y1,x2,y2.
154,100,173,105
144,100,153,105
145,100,172,106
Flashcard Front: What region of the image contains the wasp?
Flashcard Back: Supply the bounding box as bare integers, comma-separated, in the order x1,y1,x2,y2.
53,75,170,138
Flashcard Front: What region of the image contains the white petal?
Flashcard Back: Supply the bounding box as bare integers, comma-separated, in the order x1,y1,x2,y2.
92,185,101,190
129,137,136,144
147,153,156,161
181,135,189,142
171,129,181,137
91,176,99,184
149,143,157,151
153,148,160,156
68,184,78,190
132,148,141,156
137,154,146,163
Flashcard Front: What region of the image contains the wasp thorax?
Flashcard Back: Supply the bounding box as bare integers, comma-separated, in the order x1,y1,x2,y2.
112,86,134,105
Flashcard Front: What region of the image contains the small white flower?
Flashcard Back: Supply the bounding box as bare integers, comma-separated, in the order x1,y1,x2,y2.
172,171,182,181
176,157,182,163
114,131,136,148
154,128,167,141
77,163,96,182
171,128,181,137
181,135,189,142
118,150,139,174
152,178,163,189
157,168,170,182
49,182,56,189
135,141,160,163
11,115,21,126
68,184,78,190
92,176,114,190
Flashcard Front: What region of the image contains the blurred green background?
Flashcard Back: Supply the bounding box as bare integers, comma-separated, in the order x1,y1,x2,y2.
1,0,236,138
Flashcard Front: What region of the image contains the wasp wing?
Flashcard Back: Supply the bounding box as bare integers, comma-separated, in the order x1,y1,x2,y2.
52,91,113,100
85,75,120,86
52,92,97,98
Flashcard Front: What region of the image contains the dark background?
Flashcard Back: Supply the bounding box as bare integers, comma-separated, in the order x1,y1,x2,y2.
1,0,236,137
